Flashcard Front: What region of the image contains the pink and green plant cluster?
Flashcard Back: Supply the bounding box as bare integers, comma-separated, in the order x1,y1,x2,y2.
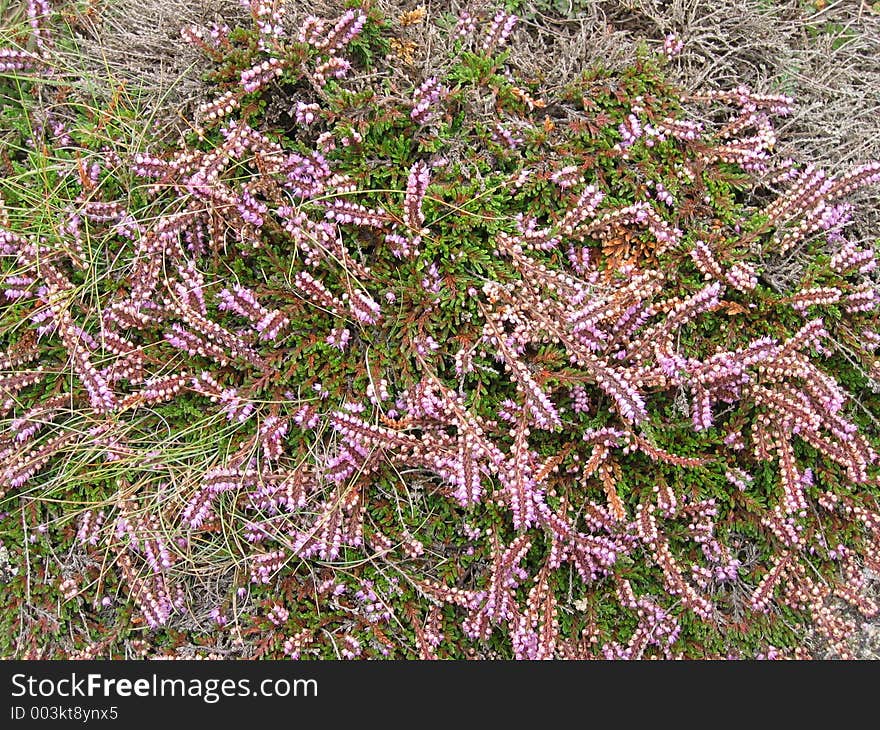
1,0,880,659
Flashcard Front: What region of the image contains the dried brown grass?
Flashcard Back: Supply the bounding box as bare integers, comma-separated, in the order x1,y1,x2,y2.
53,0,880,176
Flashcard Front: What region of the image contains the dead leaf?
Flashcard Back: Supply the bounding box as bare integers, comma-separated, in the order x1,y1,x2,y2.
722,300,749,316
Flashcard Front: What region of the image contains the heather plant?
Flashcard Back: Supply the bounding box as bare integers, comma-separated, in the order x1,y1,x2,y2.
1,0,880,659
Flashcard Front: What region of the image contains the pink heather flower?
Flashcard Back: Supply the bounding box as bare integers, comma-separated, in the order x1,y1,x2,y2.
567,245,592,276
510,168,533,188
313,57,352,86
726,261,758,292
569,385,591,414
385,230,419,258
455,346,473,376
560,185,604,234
260,415,289,461
663,33,684,58
292,404,320,429
404,160,430,230
831,240,875,275
182,21,230,49
321,8,367,53
209,607,227,626
462,522,481,541
240,57,285,93
482,10,517,53
550,165,583,190
862,329,880,349
295,102,320,125
283,630,312,659
246,0,286,40
3,274,36,300
411,77,448,126
354,580,392,623
497,398,522,422
655,117,702,141
818,202,852,232
340,634,362,660
256,309,288,341
653,181,675,206
514,214,559,250
845,284,877,314
267,603,289,626
250,550,286,584
297,15,326,45
617,114,642,149
10,414,42,443
726,468,752,492
238,187,268,227
315,131,335,152
218,284,288,340
455,10,478,38
346,288,381,324
76,510,105,545
217,284,260,319
420,262,442,295
366,378,390,404
0,48,43,73
46,113,72,147
222,391,254,423
283,151,331,198
209,21,230,41
324,199,386,227
491,124,522,149
59,577,78,600
415,335,440,356
326,326,351,350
